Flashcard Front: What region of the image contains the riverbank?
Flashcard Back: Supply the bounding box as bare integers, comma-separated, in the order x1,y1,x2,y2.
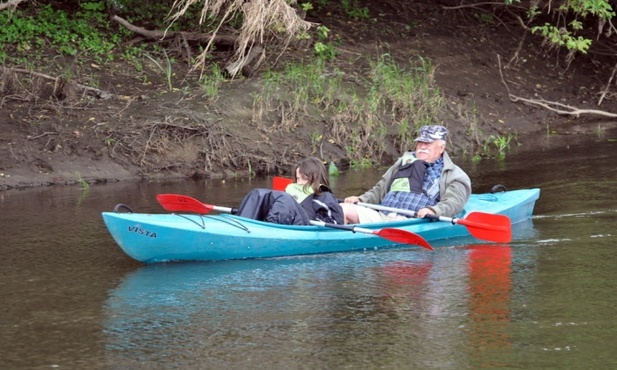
2,2,616,192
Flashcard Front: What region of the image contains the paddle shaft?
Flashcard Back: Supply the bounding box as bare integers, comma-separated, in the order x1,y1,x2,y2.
159,196,357,230
310,220,386,234
355,202,441,222
213,205,234,214
303,221,432,250
156,193,433,250
354,201,511,242
356,202,508,230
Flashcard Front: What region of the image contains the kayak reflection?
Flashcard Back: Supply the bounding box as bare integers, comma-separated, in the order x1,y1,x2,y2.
102,258,334,367
102,220,536,368
468,244,513,365
375,243,515,367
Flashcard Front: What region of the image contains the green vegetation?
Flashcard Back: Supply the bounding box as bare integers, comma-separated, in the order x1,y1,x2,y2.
507,0,615,66
2,0,615,78
313,26,336,61
483,133,517,160
145,50,175,91
0,0,204,68
0,2,118,65
2,0,613,168
341,0,370,20
328,161,340,176
200,63,225,101
255,54,444,168
75,171,90,190
529,0,614,56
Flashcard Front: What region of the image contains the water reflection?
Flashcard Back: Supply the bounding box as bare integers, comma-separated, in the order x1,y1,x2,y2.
467,245,512,367
102,242,523,368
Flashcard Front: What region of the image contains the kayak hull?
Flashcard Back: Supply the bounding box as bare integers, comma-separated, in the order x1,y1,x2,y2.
102,188,540,263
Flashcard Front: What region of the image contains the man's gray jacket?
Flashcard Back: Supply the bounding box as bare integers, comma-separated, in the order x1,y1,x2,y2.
357,151,471,217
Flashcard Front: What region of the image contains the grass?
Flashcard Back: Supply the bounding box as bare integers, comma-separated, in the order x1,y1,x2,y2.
200,63,225,101
254,53,445,167
0,1,506,171
75,171,90,191
145,50,174,91
483,133,518,160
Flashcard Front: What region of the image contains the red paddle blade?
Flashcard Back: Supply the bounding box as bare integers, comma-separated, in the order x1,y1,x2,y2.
460,212,512,243
272,176,293,191
156,194,213,214
376,228,433,251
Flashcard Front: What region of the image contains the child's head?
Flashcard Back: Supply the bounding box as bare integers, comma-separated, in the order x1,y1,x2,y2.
294,157,329,193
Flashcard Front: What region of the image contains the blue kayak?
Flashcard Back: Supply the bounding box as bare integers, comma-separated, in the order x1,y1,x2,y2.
102,188,540,263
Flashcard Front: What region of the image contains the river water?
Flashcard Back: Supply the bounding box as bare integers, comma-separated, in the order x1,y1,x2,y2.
1,131,616,369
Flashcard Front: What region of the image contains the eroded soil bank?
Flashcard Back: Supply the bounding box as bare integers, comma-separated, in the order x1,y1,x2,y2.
2,2,616,192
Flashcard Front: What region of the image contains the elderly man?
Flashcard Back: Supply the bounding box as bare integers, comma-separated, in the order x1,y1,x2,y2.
341,125,471,224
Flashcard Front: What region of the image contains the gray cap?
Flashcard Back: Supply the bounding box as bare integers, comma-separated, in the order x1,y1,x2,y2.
414,125,448,143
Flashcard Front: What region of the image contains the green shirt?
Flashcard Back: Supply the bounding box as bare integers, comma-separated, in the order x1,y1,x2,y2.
285,183,314,203
389,152,418,192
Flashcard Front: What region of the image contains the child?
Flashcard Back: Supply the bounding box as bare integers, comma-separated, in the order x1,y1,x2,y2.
286,157,344,225
236,157,344,225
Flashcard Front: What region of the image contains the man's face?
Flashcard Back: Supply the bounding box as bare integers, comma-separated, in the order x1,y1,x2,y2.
415,140,445,163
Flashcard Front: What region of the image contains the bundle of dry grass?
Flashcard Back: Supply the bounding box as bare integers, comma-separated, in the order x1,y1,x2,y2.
168,0,313,77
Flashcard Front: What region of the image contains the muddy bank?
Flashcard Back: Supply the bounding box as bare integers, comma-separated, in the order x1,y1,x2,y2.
2,2,617,192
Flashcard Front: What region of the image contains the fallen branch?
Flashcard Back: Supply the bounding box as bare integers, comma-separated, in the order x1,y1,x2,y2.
507,95,617,118
27,132,58,140
441,2,526,11
1,66,116,100
111,15,236,45
497,55,617,118
0,0,26,12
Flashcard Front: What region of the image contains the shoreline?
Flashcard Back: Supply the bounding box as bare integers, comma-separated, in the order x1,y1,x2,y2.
3,126,614,193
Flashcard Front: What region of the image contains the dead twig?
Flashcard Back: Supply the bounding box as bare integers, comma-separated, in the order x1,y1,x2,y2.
1,66,116,100
140,125,158,167
224,44,264,77
441,2,525,11
508,95,617,117
498,54,617,118
112,15,237,45
0,0,26,11
27,132,58,140
598,61,617,106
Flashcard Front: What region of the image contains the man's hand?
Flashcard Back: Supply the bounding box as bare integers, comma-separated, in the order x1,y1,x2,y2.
344,196,361,204
417,208,436,218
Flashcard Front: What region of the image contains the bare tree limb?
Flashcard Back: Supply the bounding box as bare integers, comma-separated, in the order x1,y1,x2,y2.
497,55,617,118
441,2,526,11
0,0,26,12
2,66,117,100
598,61,617,106
27,132,58,140
111,15,237,45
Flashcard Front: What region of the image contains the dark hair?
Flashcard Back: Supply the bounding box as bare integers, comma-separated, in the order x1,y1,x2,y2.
294,157,329,195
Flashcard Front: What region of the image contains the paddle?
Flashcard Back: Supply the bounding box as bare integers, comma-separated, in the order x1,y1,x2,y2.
272,176,293,192
272,176,511,243
156,193,236,214
354,202,512,243
156,193,433,250
272,176,293,191
312,221,433,249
